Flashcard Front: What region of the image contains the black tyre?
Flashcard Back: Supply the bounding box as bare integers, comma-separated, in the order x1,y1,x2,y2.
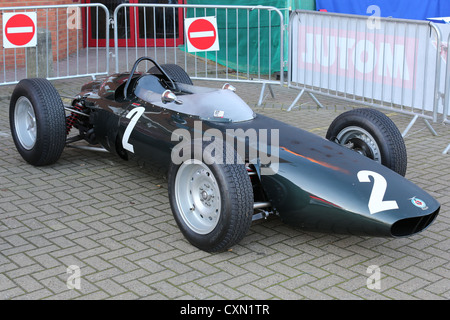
168,141,253,252
326,108,407,176
148,64,193,85
9,78,66,166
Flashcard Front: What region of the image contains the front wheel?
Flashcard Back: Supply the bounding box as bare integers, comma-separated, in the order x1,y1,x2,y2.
9,78,66,166
168,143,253,252
326,108,407,176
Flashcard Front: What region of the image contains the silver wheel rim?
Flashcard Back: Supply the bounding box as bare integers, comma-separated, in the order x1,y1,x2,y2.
175,159,221,235
336,126,381,163
14,96,37,150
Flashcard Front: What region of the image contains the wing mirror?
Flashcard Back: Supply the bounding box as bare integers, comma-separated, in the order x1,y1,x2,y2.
222,83,236,92
161,90,183,105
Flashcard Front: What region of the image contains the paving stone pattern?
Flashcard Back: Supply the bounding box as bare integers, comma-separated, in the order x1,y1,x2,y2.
0,77,449,300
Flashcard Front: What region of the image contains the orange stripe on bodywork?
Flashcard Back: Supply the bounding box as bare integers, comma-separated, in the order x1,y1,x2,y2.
280,146,350,174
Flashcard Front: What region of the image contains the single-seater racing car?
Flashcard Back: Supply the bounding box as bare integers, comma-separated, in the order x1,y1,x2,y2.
9,57,440,252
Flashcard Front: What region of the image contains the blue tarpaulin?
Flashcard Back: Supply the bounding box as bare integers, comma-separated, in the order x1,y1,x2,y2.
315,0,450,21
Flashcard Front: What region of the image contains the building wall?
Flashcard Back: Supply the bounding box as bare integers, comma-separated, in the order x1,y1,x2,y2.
0,0,83,71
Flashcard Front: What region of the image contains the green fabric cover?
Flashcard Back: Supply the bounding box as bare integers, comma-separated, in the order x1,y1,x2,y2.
184,1,315,75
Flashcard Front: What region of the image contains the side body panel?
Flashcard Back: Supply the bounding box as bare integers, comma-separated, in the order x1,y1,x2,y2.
213,115,440,237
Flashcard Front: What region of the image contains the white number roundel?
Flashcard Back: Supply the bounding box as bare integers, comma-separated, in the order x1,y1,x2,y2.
358,170,399,215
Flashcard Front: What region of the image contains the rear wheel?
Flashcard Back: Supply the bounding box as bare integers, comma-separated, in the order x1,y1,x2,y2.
326,108,407,176
148,64,193,85
9,78,66,166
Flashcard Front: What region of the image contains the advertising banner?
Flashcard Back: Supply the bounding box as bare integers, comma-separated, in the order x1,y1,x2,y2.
290,11,446,116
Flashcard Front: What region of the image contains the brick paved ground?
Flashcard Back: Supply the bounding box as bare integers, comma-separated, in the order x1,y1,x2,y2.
0,77,449,300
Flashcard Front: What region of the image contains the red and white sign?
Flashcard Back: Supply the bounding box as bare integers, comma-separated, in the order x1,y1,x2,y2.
184,16,219,52
2,12,37,49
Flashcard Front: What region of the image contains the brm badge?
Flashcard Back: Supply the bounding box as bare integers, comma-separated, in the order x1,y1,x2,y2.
410,197,428,210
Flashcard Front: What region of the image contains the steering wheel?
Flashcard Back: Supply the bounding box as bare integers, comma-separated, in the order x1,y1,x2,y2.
123,57,176,100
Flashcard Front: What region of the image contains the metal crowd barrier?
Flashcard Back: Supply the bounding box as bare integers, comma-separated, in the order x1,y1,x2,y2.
1,5,449,155
112,3,286,105
444,32,450,126
442,32,450,154
0,3,110,86
287,10,445,137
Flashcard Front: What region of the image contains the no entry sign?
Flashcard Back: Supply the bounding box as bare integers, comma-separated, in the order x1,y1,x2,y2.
185,16,219,52
2,12,37,49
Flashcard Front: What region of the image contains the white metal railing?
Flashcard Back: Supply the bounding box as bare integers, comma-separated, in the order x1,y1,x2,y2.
1,4,449,154
443,32,450,126
442,32,450,154
0,3,110,86
112,3,286,104
287,10,446,137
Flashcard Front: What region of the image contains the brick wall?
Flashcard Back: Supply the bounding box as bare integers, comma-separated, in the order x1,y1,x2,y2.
0,0,84,71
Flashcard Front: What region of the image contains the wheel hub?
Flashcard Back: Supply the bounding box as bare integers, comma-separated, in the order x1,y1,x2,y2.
200,184,215,205
337,126,381,163
347,137,375,159
14,96,37,150
175,160,221,234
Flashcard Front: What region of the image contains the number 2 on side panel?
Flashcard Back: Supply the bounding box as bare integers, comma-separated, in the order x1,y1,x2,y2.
358,170,399,215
